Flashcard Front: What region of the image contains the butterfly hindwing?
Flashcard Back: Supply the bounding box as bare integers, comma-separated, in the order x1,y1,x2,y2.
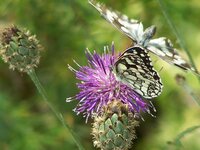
112,46,163,99
147,37,197,72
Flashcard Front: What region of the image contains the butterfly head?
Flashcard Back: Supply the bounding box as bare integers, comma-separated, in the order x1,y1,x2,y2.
139,25,156,47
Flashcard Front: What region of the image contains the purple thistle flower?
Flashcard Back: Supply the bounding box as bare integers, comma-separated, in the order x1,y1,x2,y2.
67,44,155,121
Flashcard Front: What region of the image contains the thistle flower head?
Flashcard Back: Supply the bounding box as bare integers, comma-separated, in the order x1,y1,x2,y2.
92,100,139,150
67,44,155,121
0,25,42,72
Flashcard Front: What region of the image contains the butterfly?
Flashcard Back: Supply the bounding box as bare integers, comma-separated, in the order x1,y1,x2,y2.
112,46,163,99
89,0,200,75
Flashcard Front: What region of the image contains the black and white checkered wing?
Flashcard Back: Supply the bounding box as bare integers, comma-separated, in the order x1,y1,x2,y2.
147,37,199,74
88,0,143,43
112,46,163,99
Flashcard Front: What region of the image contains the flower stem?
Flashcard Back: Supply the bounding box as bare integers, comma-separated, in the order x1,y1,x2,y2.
157,0,200,83
27,69,85,150
166,125,200,148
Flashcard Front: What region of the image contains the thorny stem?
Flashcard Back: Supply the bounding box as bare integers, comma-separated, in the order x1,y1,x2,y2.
27,69,85,150
157,0,200,83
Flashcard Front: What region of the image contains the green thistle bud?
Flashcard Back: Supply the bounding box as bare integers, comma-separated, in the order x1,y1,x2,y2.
0,25,42,72
91,100,139,150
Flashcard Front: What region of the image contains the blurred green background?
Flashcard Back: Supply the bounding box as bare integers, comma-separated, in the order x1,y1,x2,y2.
0,0,200,149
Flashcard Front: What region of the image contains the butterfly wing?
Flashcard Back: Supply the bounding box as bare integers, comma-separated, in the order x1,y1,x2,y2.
88,0,143,43
147,37,199,74
112,46,163,99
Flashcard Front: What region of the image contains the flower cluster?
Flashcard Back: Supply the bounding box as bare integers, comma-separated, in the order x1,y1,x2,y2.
67,44,154,121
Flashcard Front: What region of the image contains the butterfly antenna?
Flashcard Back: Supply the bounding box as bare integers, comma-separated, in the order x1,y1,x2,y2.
158,66,164,73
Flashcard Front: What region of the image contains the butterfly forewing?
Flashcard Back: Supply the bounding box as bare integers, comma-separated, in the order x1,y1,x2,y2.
89,0,143,43
112,46,163,99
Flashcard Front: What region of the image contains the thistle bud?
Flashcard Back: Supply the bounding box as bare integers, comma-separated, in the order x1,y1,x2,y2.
91,100,139,150
0,26,42,72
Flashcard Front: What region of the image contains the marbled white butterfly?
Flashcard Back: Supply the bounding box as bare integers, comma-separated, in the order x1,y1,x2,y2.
112,46,163,99
89,0,200,75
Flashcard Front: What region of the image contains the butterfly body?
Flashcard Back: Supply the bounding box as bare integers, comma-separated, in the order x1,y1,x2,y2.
89,0,199,99
89,0,199,75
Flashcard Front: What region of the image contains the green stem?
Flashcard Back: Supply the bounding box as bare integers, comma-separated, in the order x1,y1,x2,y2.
174,125,200,143
27,69,85,150
157,0,200,83
164,125,200,150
